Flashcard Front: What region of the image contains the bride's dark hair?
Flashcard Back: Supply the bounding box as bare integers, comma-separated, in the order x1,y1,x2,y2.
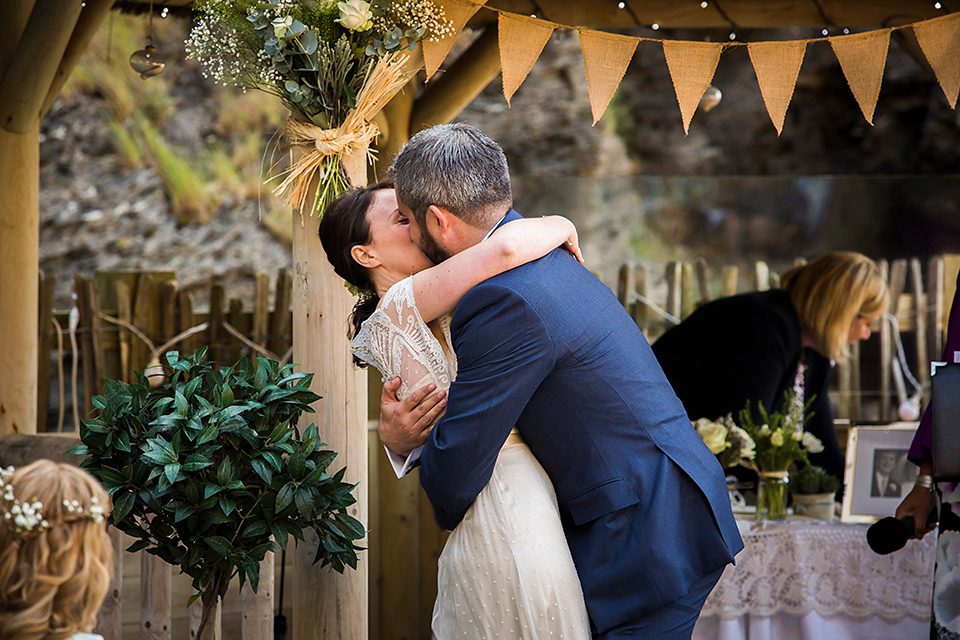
318,179,394,366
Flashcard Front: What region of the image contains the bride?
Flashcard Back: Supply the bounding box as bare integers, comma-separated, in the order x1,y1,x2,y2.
319,180,591,639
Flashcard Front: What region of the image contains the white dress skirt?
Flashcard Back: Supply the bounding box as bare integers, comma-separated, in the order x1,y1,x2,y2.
352,277,591,640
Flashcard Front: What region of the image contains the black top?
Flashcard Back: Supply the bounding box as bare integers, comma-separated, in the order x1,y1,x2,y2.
651,289,845,484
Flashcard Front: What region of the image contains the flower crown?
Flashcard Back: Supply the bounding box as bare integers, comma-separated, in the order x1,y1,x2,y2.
0,466,105,536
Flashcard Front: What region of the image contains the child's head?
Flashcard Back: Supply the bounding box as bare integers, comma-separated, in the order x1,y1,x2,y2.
0,459,113,640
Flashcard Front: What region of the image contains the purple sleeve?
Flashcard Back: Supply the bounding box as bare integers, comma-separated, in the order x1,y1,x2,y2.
909,270,960,463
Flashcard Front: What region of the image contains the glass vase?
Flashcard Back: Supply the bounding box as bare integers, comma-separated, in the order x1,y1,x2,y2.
756,471,789,521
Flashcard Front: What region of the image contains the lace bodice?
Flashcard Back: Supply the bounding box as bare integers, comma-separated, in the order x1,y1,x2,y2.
351,277,456,398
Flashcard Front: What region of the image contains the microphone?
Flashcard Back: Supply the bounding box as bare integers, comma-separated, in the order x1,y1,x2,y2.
867,510,938,555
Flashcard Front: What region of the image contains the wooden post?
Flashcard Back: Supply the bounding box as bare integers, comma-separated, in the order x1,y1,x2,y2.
680,261,695,320
94,527,124,640
141,554,172,640
720,265,739,297
0,124,39,435
291,168,368,637
37,272,56,431
241,552,275,639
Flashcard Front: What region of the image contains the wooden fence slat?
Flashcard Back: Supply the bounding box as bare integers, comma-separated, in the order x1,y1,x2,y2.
665,261,682,321
910,258,929,393
268,269,291,360
228,298,245,364
928,256,944,364
252,272,270,351
694,257,710,304
680,261,695,320
37,272,56,431
617,261,635,311
721,265,738,297
178,291,199,356
131,275,158,376
116,282,132,383
633,263,649,336
754,261,770,292
878,260,892,421
95,527,124,640
241,552,274,640
160,281,178,345
73,274,97,418
140,553,172,640
208,283,226,365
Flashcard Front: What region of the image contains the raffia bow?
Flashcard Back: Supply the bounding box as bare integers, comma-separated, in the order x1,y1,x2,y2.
273,51,417,217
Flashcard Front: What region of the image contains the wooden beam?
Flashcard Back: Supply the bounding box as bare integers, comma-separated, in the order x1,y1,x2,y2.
0,0,83,133
291,182,368,637
40,0,114,119
0,1,36,73
0,124,39,435
410,26,501,134
471,0,941,29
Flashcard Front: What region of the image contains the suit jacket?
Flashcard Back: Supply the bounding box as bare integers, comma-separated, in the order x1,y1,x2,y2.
419,211,743,634
651,289,846,485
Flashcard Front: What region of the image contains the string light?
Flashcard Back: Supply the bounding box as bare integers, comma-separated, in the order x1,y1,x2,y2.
161,6,169,17
842,27,850,34
821,28,829,35
728,31,736,40
935,1,942,8
618,1,625,8
651,22,660,30
701,1,709,7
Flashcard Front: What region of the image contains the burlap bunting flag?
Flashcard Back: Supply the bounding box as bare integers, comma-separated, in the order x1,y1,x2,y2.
747,41,806,135
662,40,724,134
912,12,960,109
499,12,555,106
579,29,639,124
829,29,891,125
422,0,487,82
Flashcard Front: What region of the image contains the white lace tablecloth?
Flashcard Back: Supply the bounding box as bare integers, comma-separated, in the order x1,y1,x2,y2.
701,516,936,622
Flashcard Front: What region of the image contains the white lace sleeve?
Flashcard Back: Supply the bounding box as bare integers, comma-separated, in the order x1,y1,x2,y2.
351,277,455,400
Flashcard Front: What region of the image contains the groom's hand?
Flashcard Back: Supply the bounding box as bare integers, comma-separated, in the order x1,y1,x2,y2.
378,377,447,456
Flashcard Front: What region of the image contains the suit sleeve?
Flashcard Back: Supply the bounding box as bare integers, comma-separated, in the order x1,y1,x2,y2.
419,283,554,530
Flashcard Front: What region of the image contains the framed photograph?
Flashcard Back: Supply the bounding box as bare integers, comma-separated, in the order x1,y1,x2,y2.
841,422,920,524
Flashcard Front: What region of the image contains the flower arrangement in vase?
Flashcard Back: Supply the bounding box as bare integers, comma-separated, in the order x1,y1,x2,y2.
186,0,453,214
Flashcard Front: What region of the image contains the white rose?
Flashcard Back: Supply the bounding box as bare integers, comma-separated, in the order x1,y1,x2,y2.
801,431,824,453
695,419,730,455
731,426,756,459
770,430,784,447
337,0,373,31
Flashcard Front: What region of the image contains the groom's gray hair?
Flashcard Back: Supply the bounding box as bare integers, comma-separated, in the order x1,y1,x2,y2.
390,123,512,229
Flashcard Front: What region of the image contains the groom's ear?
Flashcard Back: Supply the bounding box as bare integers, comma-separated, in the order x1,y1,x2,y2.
427,205,454,236
350,244,379,269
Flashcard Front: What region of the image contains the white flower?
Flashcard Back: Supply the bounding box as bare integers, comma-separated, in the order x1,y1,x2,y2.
337,0,374,31
801,431,824,453
770,431,784,447
759,424,771,436
731,426,756,459
694,418,730,455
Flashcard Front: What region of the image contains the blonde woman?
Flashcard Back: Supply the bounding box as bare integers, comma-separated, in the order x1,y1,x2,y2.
0,460,113,640
653,251,890,487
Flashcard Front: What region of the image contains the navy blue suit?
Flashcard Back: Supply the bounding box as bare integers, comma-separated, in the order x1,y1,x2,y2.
419,211,743,635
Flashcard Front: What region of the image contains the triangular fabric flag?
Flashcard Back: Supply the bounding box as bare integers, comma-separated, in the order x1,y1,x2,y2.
422,0,488,82
662,40,724,134
579,29,639,124
499,12,555,107
913,12,960,109
747,40,806,135
829,29,891,125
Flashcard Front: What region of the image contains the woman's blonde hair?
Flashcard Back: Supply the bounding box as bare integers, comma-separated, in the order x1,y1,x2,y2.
0,460,113,640
781,251,890,361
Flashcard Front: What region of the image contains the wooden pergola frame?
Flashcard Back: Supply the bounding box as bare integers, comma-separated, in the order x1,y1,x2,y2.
0,2,945,638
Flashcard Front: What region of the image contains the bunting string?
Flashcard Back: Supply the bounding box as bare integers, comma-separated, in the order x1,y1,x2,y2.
430,1,960,133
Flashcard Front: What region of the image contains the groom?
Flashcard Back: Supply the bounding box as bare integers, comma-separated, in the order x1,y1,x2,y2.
379,123,742,639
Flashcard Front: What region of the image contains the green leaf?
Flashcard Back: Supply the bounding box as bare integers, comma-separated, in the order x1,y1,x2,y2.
251,458,272,484
175,390,188,415
93,396,108,410
112,491,136,523
217,458,233,485
276,482,296,512
289,446,306,479
295,487,313,518
205,535,233,556
126,538,151,554
203,483,221,500
182,454,213,472
219,497,236,516
174,504,195,522
164,463,182,485
262,450,283,472
198,424,219,445
66,444,89,456
220,384,235,406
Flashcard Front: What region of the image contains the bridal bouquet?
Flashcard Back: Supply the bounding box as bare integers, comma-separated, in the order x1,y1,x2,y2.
186,0,453,214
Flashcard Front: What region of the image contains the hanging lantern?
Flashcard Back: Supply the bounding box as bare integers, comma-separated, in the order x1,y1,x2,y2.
699,84,722,112
130,39,165,79
130,1,165,79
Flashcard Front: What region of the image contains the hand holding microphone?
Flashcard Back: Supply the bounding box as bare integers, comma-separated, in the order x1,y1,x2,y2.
866,509,938,555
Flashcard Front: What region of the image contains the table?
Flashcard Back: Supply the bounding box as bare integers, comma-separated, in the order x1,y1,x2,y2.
693,515,937,640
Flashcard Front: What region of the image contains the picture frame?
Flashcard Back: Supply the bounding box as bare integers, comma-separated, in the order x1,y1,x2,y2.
841,422,920,524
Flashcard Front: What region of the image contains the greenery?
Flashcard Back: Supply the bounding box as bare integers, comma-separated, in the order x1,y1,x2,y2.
736,390,824,472
791,464,841,495
69,349,363,639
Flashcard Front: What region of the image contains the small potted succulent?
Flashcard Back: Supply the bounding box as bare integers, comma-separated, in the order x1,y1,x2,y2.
790,464,841,521
70,348,364,640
